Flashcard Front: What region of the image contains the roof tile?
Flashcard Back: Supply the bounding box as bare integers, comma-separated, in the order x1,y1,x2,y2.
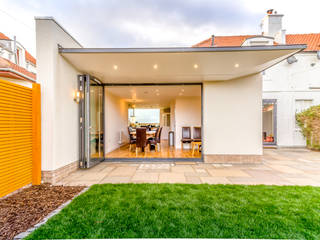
194,33,320,51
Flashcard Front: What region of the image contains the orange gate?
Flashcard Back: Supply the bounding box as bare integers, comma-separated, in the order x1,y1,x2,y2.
0,79,41,198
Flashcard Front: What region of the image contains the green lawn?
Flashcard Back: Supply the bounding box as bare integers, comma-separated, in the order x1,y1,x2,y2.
26,184,320,239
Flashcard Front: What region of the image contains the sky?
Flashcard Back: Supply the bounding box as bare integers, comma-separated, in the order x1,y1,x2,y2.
0,0,319,56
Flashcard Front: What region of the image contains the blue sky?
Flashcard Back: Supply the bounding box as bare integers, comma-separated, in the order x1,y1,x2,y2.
0,0,319,55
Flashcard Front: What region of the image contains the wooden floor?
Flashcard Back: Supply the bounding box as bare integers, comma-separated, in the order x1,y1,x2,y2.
105,140,201,159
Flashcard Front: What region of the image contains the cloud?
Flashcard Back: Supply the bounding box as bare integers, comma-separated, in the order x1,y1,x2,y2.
0,0,319,56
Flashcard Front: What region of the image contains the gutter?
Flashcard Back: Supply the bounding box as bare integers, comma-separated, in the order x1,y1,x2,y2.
59,44,307,54
0,68,36,82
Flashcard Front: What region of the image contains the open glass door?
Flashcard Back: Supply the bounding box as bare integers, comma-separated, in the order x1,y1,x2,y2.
79,74,104,168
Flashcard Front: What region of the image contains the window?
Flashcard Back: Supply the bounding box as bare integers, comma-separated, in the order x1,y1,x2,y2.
295,99,313,113
16,48,20,65
295,99,313,129
128,108,160,124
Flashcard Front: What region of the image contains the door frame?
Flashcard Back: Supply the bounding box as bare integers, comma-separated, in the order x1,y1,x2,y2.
103,82,204,162
78,74,105,168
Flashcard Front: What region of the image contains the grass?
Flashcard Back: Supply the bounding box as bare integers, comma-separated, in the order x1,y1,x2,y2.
26,184,320,239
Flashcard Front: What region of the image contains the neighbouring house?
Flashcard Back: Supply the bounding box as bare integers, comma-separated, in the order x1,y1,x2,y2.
0,32,36,85
34,17,305,184
194,10,320,148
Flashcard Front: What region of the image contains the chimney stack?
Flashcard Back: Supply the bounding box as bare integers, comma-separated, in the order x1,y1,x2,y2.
261,9,286,44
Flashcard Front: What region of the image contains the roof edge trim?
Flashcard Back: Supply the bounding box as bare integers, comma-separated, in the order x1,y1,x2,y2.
59,44,306,54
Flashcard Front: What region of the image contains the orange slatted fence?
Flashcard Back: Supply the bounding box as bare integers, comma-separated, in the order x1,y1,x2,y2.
0,79,41,198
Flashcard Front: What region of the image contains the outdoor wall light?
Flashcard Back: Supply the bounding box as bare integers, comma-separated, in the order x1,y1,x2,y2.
153,64,158,69
73,90,81,103
287,56,298,64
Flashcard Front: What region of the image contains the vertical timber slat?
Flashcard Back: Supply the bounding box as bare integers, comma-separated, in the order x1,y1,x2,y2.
32,83,41,185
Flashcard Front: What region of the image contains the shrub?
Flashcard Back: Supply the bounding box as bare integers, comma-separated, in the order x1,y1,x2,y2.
296,105,320,150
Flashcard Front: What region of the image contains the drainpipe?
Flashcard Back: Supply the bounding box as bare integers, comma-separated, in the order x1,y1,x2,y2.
211,35,215,47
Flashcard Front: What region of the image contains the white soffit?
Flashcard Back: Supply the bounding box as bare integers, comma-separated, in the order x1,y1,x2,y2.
60,45,305,83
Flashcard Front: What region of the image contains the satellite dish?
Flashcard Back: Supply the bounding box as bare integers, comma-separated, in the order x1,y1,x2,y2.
287,56,298,64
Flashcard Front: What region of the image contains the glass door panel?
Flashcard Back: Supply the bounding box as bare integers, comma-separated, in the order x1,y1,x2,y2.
79,75,104,168
89,80,104,160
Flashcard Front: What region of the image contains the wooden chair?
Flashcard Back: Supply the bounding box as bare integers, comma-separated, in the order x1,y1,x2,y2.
192,127,202,155
181,127,192,149
148,127,163,152
136,128,149,154
127,127,136,151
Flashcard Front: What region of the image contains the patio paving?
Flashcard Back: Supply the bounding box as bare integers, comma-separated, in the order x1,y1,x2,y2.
57,148,320,186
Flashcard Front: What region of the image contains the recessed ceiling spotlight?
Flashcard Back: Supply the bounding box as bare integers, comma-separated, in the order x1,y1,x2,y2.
153,64,158,69
156,92,160,96
155,89,159,92
181,88,185,92
234,63,239,68
179,92,183,96
113,65,118,70
193,64,199,69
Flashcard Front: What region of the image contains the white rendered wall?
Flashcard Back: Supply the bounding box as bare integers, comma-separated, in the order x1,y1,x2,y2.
174,96,201,149
36,18,82,171
263,52,320,147
105,88,129,153
203,74,262,155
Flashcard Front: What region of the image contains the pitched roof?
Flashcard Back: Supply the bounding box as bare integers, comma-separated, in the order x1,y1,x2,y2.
25,50,36,65
0,32,10,40
193,33,320,51
0,32,36,65
193,35,255,47
0,56,36,81
286,33,320,51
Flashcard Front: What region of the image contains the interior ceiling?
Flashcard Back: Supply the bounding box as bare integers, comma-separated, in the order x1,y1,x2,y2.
60,46,304,83
106,85,201,108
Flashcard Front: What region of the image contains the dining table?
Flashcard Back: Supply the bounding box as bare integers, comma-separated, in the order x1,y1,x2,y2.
130,130,156,139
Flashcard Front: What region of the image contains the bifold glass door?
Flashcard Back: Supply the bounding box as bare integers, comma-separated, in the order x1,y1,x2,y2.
79,75,104,168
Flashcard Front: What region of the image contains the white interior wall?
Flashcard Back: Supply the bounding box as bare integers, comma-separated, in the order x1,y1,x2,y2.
105,88,129,153
174,97,202,149
263,110,273,135
36,18,81,171
203,74,262,155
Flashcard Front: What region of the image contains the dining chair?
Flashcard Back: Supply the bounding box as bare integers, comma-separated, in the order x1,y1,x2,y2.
181,127,192,149
193,127,201,142
148,127,163,152
136,127,149,154
127,127,136,151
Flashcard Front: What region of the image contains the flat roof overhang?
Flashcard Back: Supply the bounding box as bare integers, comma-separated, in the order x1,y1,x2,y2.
59,45,306,83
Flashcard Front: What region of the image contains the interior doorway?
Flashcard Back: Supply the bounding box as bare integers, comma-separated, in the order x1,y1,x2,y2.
263,99,277,146
104,84,202,161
